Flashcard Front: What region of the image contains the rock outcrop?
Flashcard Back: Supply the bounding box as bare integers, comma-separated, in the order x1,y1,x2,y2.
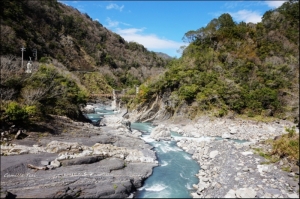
149,124,171,141
0,107,157,198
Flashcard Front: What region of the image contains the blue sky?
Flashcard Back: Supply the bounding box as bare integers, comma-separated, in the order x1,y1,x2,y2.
59,1,287,58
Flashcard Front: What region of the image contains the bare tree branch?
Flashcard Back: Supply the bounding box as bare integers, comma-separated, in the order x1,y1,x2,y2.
0,55,38,86
0,88,17,101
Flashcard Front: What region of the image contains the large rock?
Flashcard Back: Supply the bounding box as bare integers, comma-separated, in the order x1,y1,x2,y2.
60,155,105,166
1,144,45,155
150,124,170,141
83,105,95,113
46,141,82,153
291,165,299,174
209,150,219,159
235,188,256,198
221,133,231,139
50,159,61,168
121,119,131,131
225,189,236,198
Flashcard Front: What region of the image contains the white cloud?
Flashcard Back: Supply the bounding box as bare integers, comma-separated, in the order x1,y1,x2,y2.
106,3,124,11
264,1,286,8
230,9,262,23
223,2,240,9
116,28,145,35
105,18,131,28
115,28,184,51
104,18,183,56
106,17,119,28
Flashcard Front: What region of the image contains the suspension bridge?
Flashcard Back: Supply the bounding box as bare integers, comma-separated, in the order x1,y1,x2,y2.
90,93,136,98
89,87,139,99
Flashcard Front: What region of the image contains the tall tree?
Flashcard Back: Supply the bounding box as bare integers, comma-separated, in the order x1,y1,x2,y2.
218,13,235,29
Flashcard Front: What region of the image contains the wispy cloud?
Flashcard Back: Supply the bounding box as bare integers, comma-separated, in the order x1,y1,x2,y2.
105,18,130,28
230,9,262,23
264,1,286,8
106,3,124,11
223,2,240,9
105,17,183,56
106,17,119,28
115,28,184,51
116,28,145,35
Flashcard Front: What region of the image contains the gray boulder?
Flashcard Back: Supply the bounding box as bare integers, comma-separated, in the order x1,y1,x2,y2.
50,159,61,168
60,155,105,166
150,124,170,140
235,188,257,198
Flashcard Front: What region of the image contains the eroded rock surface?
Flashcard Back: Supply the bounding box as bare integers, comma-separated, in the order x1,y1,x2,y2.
0,110,157,198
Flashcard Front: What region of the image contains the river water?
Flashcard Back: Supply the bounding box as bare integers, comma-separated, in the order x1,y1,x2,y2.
131,122,201,198
84,105,247,198
85,106,201,198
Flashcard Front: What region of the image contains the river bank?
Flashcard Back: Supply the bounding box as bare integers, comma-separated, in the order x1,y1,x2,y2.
1,102,299,198
0,107,158,198
146,115,299,198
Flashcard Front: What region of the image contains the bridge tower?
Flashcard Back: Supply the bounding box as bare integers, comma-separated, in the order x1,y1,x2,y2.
111,89,117,110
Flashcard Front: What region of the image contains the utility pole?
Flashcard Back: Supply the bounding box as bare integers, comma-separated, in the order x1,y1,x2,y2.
21,46,26,68
136,86,139,95
33,49,37,61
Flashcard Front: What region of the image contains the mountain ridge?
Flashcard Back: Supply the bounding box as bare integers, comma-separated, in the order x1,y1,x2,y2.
130,0,299,124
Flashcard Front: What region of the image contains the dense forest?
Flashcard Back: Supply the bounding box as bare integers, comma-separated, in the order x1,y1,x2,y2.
0,0,299,127
132,0,299,123
0,0,170,125
1,0,169,88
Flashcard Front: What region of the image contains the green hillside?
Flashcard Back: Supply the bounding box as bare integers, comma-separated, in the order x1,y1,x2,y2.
133,0,299,123
0,0,169,125
1,0,168,89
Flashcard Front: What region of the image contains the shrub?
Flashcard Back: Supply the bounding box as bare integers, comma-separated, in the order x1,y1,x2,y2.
39,57,50,63
271,127,299,161
178,84,198,101
217,108,228,117
24,105,37,116
5,101,28,121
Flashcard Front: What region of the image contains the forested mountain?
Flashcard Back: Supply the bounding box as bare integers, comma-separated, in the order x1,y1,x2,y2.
1,0,168,89
1,0,299,126
133,0,299,123
0,0,169,124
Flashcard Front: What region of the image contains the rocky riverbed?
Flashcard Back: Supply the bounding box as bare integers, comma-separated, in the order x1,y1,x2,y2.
0,110,158,198
148,116,299,198
1,104,299,198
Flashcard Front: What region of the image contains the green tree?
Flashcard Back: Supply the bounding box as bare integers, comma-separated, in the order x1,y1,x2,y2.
218,13,235,29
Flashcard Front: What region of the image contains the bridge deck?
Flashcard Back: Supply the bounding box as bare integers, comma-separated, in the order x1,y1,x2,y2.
90,94,136,98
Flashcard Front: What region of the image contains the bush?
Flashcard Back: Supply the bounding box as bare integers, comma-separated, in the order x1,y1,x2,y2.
217,108,228,117
178,84,198,101
5,101,28,121
271,128,299,161
39,57,50,63
24,105,37,116
137,84,152,102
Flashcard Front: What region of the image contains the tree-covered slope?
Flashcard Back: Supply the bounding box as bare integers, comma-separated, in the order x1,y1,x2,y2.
1,0,169,89
0,0,170,126
133,0,299,123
